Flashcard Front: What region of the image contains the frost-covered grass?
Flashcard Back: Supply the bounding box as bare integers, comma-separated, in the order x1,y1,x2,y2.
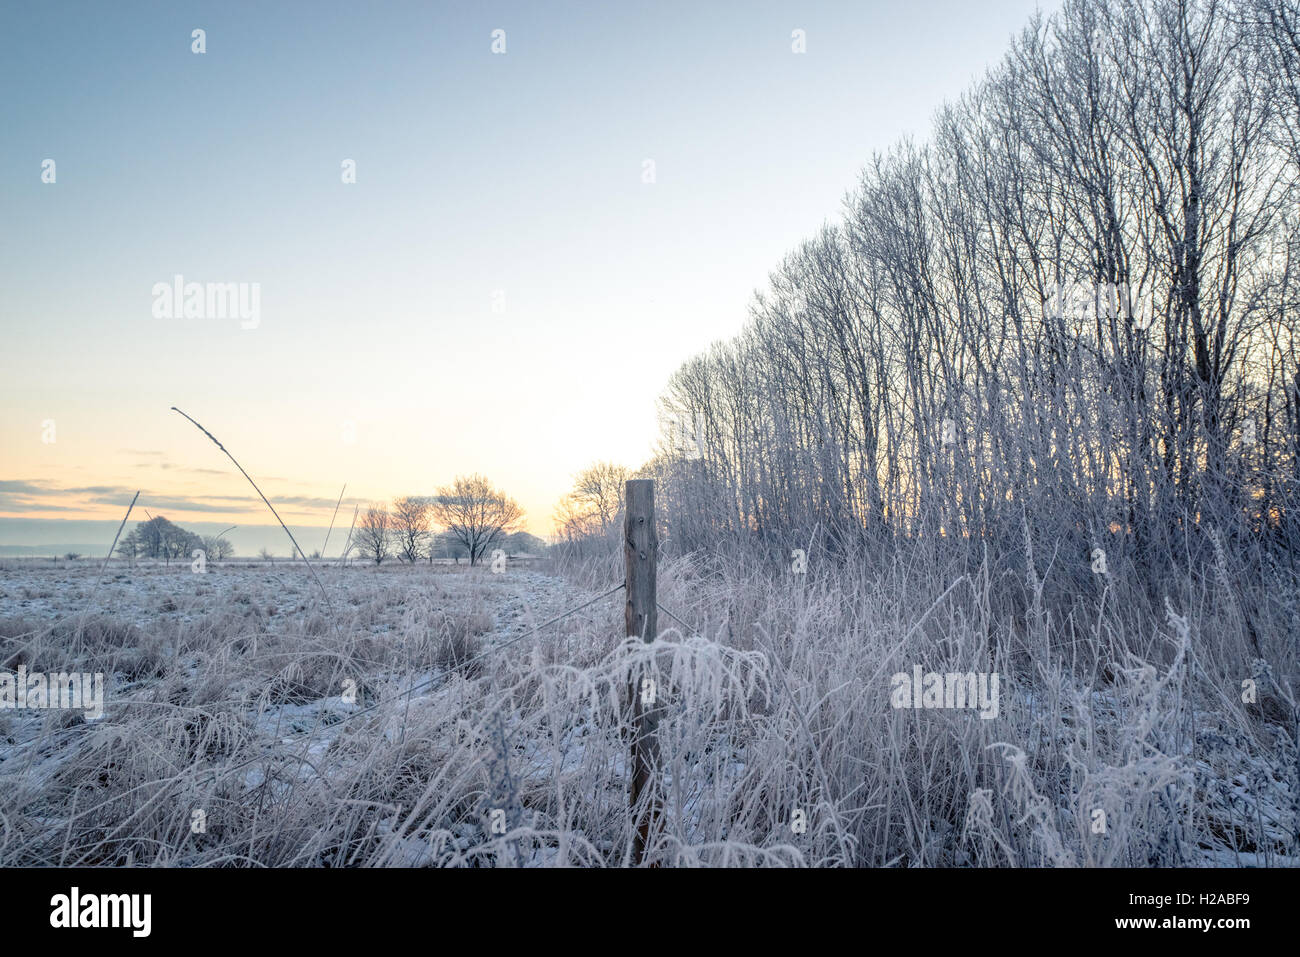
0,548,1294,866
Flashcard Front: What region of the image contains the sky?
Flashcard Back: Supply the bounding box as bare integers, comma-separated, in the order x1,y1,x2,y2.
0,0,1056,554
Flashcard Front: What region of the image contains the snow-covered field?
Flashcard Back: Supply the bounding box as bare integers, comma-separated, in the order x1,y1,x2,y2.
0,558,633,865
0,554,1295,866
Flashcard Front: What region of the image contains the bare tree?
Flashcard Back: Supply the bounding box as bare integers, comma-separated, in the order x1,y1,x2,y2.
555,461,630,542
391,495,430,563
430,474,524,566
353,505,393,565
116,528,141,566
200,534,235,560
649,0,1298,585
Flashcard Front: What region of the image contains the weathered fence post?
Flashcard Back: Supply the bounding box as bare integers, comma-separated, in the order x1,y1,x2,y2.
625,479,660,865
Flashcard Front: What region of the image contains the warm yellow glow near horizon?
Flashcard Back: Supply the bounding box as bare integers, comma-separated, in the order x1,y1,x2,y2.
0,394,667,540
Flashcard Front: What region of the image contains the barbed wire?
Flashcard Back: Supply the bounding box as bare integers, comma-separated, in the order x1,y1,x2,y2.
655,601,693,633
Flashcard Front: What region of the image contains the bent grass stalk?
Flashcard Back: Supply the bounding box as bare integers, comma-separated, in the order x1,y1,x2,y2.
171,406,334,617
321,483,347,560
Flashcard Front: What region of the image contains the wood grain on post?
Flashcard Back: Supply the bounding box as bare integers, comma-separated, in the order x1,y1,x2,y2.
624,479,660,865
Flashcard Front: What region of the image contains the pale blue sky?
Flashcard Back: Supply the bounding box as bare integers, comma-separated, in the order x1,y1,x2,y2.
1,0,1055,547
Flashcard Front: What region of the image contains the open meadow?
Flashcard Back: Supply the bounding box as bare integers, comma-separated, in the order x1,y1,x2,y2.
1,544,1294,867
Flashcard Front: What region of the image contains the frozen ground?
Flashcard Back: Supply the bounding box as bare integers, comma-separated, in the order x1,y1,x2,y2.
0,554,1294,866
0,557,636,865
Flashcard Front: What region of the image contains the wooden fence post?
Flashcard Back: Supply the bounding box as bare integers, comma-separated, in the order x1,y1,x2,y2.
625,479,660,865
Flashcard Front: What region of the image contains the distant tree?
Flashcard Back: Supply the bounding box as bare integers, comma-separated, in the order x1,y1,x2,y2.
556,461,630,542
430,474,523,566
116,528,142,564
354,505,393,565
138,517,167,558
200,535,235,560
162,523,201,564
124,516,202,564
258,547,274,562
391,495,431,563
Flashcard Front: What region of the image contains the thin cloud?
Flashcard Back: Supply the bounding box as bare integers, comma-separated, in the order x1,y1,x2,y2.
0,480,51,494
0,499,83,513
1,478,348,518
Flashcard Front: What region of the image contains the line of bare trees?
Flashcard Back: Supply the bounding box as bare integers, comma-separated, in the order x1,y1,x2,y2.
649,0,1300,591
349,474,527,566
115,516,235,565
